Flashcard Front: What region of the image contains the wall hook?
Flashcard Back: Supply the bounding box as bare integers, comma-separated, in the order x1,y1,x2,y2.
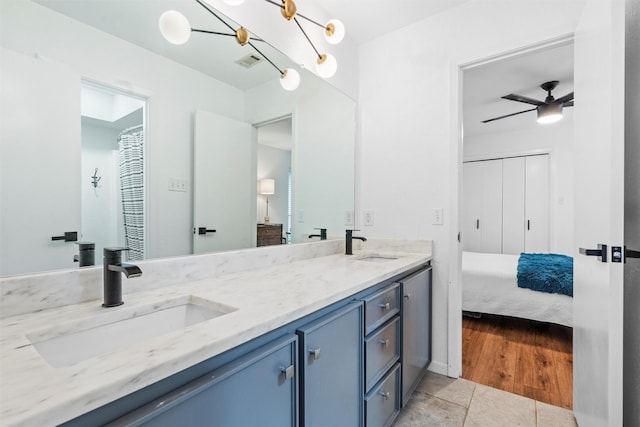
91,168,102,188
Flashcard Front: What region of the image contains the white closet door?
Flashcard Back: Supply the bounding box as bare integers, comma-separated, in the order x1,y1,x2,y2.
502,157,526,254
524,155,550,252
463,162,482,252
480,159,503,253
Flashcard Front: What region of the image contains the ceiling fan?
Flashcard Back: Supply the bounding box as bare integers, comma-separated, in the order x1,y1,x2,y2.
482,80,574,124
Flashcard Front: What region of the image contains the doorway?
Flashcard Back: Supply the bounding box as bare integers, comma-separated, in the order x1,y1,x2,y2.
80,81,147,262
459,39,575,408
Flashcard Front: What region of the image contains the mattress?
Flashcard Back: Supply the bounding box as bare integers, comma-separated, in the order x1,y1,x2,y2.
462,251,573,327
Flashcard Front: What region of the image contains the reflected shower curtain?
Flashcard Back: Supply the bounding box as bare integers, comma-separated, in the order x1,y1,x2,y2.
118,129,144,261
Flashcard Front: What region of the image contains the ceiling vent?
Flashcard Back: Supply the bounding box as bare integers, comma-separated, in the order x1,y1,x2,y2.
235,54,262,69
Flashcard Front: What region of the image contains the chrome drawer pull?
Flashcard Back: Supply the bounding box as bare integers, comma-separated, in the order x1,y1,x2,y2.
280,365,295,380
378,302,390,310
308,347,321,360
378,338,390,347
404,293,411,299
378,391,390,400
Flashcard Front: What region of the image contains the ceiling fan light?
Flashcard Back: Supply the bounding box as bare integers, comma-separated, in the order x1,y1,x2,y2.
537,103,563,124
316,53,337,78
159,10,191,45
324,19,345,45
280,68,300,91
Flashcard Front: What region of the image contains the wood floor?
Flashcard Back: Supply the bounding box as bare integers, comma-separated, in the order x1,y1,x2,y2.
461,314,573,409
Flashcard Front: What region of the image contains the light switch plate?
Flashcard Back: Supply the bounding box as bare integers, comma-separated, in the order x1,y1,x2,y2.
297,210,305,223
363,210,374,226
432,208,444,225
344,210,354,226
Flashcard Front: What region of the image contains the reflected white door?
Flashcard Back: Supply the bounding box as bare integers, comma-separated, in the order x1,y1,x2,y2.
573,0,625,425
0,48,81,275
193,110,254,254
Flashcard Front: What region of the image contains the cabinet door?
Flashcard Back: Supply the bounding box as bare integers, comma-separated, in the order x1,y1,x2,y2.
463,160,503,253
524,155,550,252
109,335,298,427
502,157,526,254
401,267,432,405
297,302,363,427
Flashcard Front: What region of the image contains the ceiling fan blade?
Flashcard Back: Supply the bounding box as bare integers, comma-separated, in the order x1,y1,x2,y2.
482,107,537,123
563,100,574,107
555,91,574,104
502,94,545,106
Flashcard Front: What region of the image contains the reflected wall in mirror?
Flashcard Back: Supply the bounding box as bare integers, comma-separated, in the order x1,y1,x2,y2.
0,0,355,277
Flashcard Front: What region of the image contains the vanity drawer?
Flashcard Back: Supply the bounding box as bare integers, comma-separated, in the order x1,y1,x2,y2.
363,283,400,335
365,362,401,427
365,316,400,392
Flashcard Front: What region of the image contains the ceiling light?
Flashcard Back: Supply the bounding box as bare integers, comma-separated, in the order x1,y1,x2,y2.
536,103,563,124
160,0,300,91
158,10,192,45
265,0,344,79
280,68,300,91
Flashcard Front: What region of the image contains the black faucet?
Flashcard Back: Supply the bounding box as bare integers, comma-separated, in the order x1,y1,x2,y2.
345,230,367,255
103,248,142,307
308,228,327,240
74,242,95,267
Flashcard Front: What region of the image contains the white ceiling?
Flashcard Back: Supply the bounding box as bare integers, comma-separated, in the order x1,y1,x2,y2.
463,42,574,137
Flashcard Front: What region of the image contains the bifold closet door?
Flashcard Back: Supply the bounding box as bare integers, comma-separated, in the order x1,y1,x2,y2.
502,157,526,254
524,155,550,252
463,160,502,253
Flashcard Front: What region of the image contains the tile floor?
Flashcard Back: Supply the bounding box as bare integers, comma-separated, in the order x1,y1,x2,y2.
393,371,577,427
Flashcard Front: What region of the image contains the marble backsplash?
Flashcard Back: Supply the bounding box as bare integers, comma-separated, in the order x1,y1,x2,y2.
0,238,431,319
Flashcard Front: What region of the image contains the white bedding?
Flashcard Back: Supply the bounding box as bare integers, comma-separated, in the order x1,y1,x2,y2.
462,251,573,327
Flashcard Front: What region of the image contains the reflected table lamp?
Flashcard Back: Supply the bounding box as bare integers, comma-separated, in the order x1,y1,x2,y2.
259,179,275,224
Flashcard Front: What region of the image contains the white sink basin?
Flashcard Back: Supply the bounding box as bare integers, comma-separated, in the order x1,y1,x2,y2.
28,297,236,368
358,256,398,262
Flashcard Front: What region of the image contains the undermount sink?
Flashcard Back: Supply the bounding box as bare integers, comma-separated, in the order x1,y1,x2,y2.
358,256,398,262
27,297,236,368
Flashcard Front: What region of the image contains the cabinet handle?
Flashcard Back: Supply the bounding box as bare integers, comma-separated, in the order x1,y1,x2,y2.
404,294,411,299
476,219,480,229
378,338,390,347
527,220,530,230
308,347,321,360
280,365,295,380
378,391,390,400
378,302,390,310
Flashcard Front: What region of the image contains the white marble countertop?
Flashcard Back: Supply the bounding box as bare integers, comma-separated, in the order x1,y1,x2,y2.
0,248,431,426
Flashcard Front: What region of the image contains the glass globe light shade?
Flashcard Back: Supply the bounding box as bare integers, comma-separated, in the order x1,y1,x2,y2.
316,53,337,79
536,103,563,124
280,68,300,91
324,19,345,45
159,10,191,45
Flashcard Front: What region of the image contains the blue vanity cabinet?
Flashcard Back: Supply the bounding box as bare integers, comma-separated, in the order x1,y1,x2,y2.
400,266,433,405
296,302,364,427
108,335,298,427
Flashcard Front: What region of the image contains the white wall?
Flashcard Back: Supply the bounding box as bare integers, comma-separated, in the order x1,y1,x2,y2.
80,121,122,258
0,0,245,262
464,117,575,255
257,145,291,226
357,0,586,374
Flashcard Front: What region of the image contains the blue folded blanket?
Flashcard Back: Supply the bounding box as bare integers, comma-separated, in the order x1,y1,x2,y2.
517,253,573,297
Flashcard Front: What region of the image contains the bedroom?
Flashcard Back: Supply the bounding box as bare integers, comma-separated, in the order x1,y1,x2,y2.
460,39,575,407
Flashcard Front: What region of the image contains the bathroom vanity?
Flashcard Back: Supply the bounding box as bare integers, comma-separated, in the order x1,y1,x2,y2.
0,240,432,426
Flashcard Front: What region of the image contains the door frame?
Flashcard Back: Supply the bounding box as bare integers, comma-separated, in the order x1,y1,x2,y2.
447,34,575,378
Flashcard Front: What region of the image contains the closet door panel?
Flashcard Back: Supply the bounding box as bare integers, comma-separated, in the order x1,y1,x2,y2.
480,159,503,253
463,162,482,252
524,155,550,252
502,157,525,254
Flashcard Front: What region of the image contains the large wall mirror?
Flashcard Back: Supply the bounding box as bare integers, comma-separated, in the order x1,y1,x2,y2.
0,0,355,277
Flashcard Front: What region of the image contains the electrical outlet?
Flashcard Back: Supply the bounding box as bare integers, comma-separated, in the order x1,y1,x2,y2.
363,210,374,226
344,210,354,226
297,209,305,223
169,177,188,192
432,208,444,225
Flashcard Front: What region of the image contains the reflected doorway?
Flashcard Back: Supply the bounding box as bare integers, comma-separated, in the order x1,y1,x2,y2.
80,81,146,263
256,117,293,245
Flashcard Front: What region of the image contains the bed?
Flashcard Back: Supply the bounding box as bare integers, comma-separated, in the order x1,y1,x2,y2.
462,251,573,327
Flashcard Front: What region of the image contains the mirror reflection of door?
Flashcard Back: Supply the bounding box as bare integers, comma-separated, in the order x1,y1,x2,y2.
80,82,146,262
256,117,292,245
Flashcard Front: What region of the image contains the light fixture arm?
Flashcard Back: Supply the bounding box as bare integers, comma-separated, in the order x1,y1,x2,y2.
293,17,323,60
194,0,236,33
263,0,326,30
248,41,285,75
